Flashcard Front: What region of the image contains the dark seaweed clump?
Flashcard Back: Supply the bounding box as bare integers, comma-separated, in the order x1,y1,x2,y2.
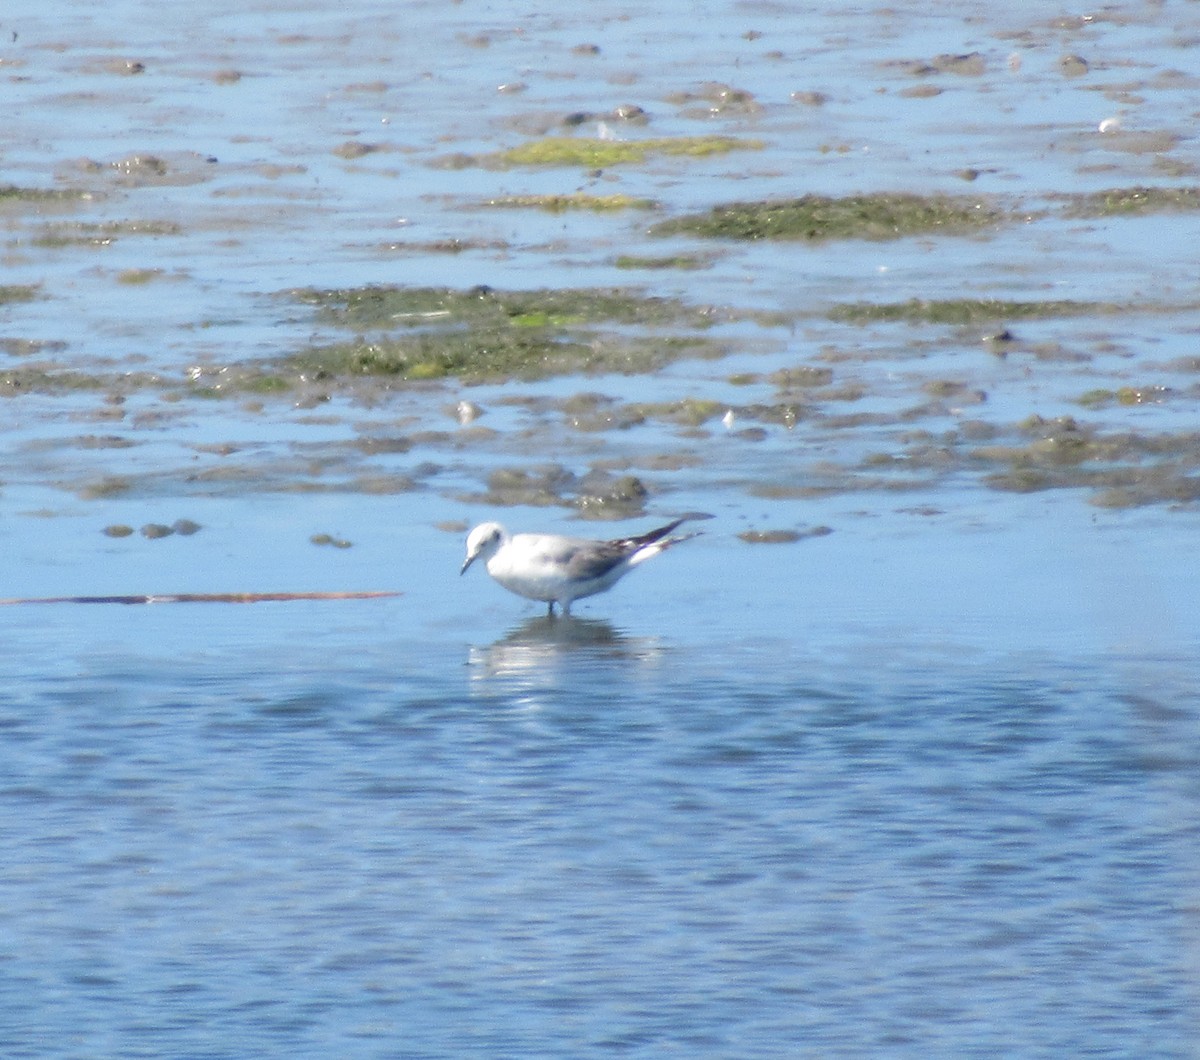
650,192,1006,242
1058,186,1200,218
827,298,1117,325
273,285,724,383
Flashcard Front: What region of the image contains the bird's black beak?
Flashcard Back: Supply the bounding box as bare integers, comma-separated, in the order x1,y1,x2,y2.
460,554,475,575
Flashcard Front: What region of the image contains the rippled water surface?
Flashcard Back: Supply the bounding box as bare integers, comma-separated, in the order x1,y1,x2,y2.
3,0,1200,1056
4,606,1200,1057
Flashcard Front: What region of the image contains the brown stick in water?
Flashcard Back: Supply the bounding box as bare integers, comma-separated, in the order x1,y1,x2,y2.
0,591,401,605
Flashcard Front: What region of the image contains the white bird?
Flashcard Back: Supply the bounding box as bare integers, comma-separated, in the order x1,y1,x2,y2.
460,518,699,616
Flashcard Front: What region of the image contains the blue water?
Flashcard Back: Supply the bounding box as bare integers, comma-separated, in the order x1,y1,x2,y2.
2,529,1199,1058
2,643,1197,1058
4,0,1200,1054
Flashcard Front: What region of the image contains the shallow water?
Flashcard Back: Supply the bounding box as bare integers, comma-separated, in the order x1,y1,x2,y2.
4,605,1200,1057
3,0,1200,1055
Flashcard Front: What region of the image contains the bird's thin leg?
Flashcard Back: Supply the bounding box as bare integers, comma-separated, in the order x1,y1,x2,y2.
547,601,556,618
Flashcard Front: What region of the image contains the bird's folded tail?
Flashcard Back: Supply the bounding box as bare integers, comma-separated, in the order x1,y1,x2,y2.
619,516,705,563
616,518,687,550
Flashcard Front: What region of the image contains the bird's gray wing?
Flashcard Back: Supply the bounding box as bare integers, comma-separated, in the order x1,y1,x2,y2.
539,519,694,583
560,540,631,582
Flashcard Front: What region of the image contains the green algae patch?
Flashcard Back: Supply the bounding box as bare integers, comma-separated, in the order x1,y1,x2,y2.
1058,186,1200,218
738,526,833,544
574,471,649,520
379,237,511,255
280,331,716,384
291,285,709,331
770,366,835,388
460,464,650,517
311,533,353,549
448,135,761,169
1077,385,1172,408
628,398,725,427
738,528,802,544
0,366,113,394
0,285,40,305
79,476,134,500
31,219,182,248
728,410,1200,510
650,192,1005,242
0,185,90,204
271,285,726,384
972,416,1200,507
469,464,579,508
288,331,591,382
116,268,165,285
484,193,657,212
985,463,1200,508
828,297,1115,325
615,254,713,270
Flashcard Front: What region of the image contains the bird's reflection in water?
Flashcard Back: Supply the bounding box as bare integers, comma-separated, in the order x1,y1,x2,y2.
467,614,666,682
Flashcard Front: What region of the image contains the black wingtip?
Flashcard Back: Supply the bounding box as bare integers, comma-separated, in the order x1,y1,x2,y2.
621,513,711,549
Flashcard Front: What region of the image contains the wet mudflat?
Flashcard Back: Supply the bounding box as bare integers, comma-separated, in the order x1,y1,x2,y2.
2,2,1200,1056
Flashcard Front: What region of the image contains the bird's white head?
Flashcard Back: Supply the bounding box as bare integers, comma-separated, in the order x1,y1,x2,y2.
461,522,507,575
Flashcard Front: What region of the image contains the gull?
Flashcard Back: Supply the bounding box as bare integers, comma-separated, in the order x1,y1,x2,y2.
460,518,699,616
